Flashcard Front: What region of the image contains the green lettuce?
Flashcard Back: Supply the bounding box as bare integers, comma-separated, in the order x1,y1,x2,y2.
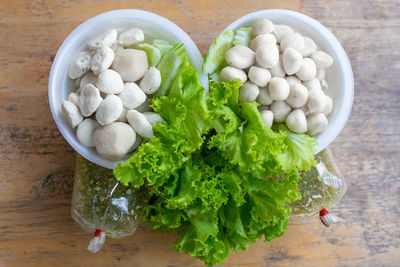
154,43,186,97
276,124,317,171
146,153,301,266
153,39,173,55
114,45,210,187
132,43,162,66
207,80,287,178
203,30,234,75
233,27,252,47
114,47,316,266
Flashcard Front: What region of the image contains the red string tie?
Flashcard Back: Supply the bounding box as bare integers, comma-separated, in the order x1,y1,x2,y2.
94,229,103,237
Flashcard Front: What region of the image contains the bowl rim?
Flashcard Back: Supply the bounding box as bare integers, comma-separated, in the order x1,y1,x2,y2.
48,9,207,169
221,9,354,153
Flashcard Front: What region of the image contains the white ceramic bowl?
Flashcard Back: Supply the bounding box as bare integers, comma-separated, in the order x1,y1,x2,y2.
49,9,207,169
223,9,354,153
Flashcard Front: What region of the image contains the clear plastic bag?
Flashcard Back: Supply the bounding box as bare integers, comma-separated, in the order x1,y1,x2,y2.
71,154,149,253
290,148,347,226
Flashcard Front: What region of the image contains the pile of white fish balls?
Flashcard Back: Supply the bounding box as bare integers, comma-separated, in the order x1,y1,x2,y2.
62,28,164,160
221,18,334,135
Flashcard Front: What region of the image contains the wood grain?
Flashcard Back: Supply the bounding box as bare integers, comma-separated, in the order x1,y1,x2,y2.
0,0,399,266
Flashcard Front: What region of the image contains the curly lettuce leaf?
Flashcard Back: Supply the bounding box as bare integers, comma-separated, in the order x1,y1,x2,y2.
113,136,184,187
208,81,286,178
131,43,162,66
219,199,248,251
114,45,210,186
153,39,173,55
115,51,316,266
208,71,221,82
203,30,234,74
244,170,301,241
153,62,211,152
144,154,301,266
233,27,252,47
208,79,240,110
145,199,184,231
207,81,316,177
277,124,317,171
154,43,185,97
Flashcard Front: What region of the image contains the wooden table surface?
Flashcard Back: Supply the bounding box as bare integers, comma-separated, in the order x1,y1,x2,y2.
1,0,399,266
